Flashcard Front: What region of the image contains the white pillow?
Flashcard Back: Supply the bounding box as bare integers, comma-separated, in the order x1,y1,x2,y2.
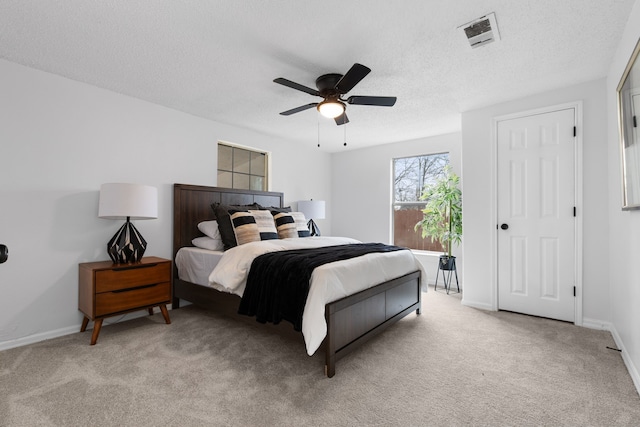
192,236,224,251
197,220,221,240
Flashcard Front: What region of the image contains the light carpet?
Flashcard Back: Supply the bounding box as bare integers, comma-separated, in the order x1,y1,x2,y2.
1,288,639,426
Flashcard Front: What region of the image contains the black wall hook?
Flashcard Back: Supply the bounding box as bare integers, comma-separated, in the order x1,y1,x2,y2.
0,244,8,264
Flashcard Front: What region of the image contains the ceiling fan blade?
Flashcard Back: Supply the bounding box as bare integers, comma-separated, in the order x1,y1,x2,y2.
335,63,371,94
273,78,320,96
334,112,349,125
279,103,318,116
347,96,397,107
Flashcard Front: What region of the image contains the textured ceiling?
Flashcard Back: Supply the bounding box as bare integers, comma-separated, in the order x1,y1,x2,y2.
0,0,635,152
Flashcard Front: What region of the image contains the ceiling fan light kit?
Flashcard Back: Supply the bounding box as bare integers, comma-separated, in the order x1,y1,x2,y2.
317,100,345,118
274,63,397,126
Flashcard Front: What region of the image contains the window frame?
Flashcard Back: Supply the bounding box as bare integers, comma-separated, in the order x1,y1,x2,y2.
392,152,450,252
217,141,270,191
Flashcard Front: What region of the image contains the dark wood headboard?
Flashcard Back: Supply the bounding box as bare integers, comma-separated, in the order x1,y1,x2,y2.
172,184,284,259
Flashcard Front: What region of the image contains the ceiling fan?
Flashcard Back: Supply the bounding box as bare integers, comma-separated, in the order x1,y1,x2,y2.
274,63,397,125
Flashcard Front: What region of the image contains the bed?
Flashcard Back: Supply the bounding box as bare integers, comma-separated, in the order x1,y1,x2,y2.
172,183,423,377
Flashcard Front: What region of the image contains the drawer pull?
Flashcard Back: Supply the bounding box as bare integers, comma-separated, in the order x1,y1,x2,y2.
112,283,157,293
112,263,157,272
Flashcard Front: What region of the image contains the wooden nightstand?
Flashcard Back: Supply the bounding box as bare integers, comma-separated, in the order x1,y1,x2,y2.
78,256,172,345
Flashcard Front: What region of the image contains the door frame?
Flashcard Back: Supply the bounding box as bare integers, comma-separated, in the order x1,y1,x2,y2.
491,101,583,325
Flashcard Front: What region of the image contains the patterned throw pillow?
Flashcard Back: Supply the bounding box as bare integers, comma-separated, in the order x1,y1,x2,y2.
211,202,261,250
290,212,311,237
272,212,299,239
230,210,278,245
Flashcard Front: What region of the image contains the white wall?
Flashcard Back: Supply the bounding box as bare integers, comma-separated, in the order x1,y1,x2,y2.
461,79,610,322
330,132,462,284
0,59,332,349
606,0,640,392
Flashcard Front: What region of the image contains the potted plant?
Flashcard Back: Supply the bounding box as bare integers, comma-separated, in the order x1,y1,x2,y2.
414,166,462,271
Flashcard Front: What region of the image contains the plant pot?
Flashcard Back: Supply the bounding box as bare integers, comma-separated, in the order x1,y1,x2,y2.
439,255,456,271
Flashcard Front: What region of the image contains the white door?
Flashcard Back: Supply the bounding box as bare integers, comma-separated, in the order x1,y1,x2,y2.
497,108,576,322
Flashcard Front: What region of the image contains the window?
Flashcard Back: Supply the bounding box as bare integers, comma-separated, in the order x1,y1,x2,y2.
217,143,268,191
393,153,449,251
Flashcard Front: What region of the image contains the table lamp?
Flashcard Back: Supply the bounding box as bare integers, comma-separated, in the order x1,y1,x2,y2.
98,183,158,264
297,200,325,236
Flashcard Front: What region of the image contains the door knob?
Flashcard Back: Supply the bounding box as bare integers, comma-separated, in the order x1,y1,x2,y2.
500,224,509,230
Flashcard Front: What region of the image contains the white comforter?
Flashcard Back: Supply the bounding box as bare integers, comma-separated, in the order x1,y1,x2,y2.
209,236,426,355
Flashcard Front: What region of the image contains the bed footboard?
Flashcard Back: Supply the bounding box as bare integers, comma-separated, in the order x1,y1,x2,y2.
324,270,421,377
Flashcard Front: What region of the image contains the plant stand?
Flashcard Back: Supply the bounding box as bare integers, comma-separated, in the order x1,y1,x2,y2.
435,255,459,295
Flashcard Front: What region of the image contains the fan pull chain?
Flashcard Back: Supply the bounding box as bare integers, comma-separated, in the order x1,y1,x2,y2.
317,115,320,148
343,121,347,147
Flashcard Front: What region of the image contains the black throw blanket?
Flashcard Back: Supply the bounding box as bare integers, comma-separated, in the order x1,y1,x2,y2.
238,243,407,331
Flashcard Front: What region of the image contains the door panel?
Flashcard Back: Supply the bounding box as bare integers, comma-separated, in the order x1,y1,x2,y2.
497,108,575,322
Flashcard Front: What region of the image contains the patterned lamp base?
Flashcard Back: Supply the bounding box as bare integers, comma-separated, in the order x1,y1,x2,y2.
307,219,321,237
106,220,147,264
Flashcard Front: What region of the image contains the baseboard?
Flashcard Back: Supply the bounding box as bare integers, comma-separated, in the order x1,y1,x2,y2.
581,317,612,331
0,325,80,351
0,309,164,352
609,325,640,396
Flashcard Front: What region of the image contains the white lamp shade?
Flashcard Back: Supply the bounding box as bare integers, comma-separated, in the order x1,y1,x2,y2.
298,200,325,220
98,183,158,220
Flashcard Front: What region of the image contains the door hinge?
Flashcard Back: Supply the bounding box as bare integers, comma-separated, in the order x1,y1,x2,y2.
634,116,637,128
573,126,577,137
573,286,576,297
573,206,576,217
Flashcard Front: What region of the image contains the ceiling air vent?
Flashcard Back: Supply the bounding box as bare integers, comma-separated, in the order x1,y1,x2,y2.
459,12,500,49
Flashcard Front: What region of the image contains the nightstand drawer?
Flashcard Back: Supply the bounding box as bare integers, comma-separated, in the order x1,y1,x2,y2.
95,282,170,316
95,262,170,293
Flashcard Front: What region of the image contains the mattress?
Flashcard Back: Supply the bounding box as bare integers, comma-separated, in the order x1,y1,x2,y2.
175,247,224,288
